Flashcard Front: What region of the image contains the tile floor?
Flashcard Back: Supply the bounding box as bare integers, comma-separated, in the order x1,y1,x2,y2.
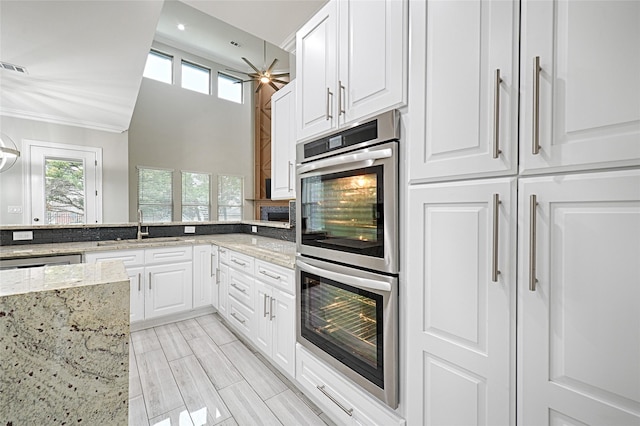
129,313,334,426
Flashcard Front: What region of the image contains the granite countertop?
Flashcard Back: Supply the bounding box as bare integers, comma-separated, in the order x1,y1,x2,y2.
0,219,292,230
0,234,296,269
0,260,128,297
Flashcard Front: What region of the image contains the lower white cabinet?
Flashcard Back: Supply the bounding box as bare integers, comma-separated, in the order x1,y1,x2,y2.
297,344,404,426
218,262,229,319
145,261,192,319
255,276,296,377
193,244,218,309
127,266,145,323
518,169,640,425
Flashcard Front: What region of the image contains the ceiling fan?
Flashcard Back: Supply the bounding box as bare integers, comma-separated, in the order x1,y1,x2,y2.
227,41,290,93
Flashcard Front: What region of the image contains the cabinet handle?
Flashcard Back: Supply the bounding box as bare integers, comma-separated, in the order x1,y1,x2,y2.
138,273,141,292
316,385,353,416
338,81,346,115
529,194,538,291
532,56,541,155
216,268,220,284
492,194,501,282
264,293,270,318
269,297,276,321
259,268,281,280
326,88,333,120
148,272,152,290
231,312,245,324
211,254,215,277
231,258,246,267
230,282,246,293
493,69,502,159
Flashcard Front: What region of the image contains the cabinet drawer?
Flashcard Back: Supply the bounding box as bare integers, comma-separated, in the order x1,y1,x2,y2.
145,246,192,265
228,268,254,310
255,260,295,295
218,246,230,265
296,345,404,426
85,249,144,267
228,250,254,274
228,297,253,339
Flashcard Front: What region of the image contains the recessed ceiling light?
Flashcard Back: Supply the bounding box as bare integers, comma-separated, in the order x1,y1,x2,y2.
177,23,185,31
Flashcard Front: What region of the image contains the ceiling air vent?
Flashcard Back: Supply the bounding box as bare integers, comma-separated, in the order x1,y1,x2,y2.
0,62,28,74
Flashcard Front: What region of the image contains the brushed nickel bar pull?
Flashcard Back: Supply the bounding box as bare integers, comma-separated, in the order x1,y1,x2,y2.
231,312,245,324
529,194,538,291
339,81,346,115
493,69,502,159
231,283,246,293
231,258,246,267
138,273,141,292
148,272,152,290
269,297,276,321
216,268,220,284
326,88,333,120
492,193,501,282
264,293,269,318
287,161,293,191
317,385,353,416
532,56,541,155
211,254,215,277
259,268,281,280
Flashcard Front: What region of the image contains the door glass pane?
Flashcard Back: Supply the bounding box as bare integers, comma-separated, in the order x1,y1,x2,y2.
45,158,85,224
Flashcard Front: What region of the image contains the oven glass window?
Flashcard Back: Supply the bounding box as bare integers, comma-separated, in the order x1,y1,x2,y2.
300,165,384,258
300,270,384,388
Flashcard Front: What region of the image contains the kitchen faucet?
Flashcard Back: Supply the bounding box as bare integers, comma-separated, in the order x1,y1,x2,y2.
137,209,149,240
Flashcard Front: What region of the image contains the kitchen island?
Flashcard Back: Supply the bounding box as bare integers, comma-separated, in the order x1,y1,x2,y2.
0,261,129,425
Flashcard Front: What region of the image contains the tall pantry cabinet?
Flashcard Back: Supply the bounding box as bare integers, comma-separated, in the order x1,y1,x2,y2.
406,1,640,425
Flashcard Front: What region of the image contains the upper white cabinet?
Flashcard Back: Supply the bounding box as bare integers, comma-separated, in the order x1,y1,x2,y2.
271,80,296,200
519,0,640,174
408,0,519,183
406,177,517,426
518,169,640,425
296,0,407,142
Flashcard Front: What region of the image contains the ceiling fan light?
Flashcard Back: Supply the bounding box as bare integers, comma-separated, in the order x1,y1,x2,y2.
0,133,20,173
260,76,270,84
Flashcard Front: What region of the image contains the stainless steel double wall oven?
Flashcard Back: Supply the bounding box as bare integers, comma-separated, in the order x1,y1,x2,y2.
296,110,400,408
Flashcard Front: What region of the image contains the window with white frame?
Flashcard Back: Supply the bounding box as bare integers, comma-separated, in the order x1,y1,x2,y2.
218,72,243,104
181,61,210,95
182,171,210,221
143,50,173,84
138,167,173,223
218,175,243,221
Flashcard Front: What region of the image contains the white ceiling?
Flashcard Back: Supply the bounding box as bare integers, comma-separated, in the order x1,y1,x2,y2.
0,0,327,134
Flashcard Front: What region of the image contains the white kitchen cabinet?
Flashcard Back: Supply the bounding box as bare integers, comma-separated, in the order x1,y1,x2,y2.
271,80,296,200
254,262,296,377
217,247,230,319
297,344,405,426
517,169,640,426
226,249,256,339
145,261,192,319
193,244,217,309
408,0,519,183
406,177,517,426
296,0,407,142
519,0,640,174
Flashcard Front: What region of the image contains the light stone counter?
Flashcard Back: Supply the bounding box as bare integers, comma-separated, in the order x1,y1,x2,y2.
1,233,296,269
0,261,129,424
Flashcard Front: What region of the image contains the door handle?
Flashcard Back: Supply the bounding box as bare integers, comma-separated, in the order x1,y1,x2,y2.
316,385,353,416
231,282,246,293
215,268,220,284
264,293,270,318
529,194,538,291
231,258,246,267
148,272,152,290
532,56,541,155
493,69,502,159
326,87,333,120
491,194,501,282
288,161,293,192
269,297,276,321
338,81,346,116
211,254,215,277
138,273,141,292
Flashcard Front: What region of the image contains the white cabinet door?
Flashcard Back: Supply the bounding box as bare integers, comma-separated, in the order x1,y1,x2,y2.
296,1,338,141
145,262,193,319
338,0,406,126
518,169,640,426
128,266,145,323
408,0,519,183
254,280,272,356
193,245,213,308
271,80,296,200
211,246,219,309
218,263,229,319
271,289,295,378
406,177,516,426
520,0,640,174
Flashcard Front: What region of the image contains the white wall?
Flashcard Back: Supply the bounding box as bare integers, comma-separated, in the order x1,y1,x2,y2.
128,42,255,222
0,115,129,225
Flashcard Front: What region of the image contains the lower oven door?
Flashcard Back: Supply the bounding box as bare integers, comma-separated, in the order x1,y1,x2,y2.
296,256,398,408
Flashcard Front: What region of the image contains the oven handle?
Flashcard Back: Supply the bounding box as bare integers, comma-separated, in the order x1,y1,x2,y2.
296,259,391,292
297,148,392,175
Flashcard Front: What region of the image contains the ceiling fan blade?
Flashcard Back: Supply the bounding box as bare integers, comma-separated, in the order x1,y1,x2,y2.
266,58,279,74
269,81,279,91
242,57,261,74
270,73,290,78
225,68,251,76
255,81,264,93
272,79,290,85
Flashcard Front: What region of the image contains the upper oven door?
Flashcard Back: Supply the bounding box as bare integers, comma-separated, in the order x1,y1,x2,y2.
296,141,398,274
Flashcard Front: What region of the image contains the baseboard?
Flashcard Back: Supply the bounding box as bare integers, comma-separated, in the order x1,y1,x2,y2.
131,306,217,332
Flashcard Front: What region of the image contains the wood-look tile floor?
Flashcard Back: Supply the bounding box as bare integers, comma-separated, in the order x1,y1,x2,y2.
129,313,334,426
